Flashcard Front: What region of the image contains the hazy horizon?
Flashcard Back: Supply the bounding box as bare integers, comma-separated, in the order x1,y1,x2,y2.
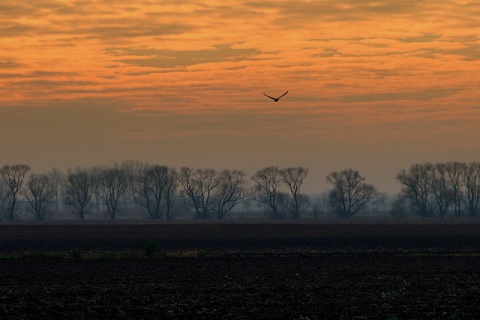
2,1,480,195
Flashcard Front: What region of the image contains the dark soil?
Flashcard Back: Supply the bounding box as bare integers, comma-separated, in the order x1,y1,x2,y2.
1,220,480,319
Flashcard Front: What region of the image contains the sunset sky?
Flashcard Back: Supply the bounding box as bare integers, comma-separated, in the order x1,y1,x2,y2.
1,0,480,194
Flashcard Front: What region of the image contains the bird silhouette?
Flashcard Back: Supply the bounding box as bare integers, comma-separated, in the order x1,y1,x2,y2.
263,90,289,102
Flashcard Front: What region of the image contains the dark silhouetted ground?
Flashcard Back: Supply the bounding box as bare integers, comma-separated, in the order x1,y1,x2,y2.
1,220,480,319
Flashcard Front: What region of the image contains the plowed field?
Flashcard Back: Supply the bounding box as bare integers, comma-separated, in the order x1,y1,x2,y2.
1,220,480,319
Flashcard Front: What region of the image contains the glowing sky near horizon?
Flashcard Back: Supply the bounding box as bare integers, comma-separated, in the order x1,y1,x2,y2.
1,0,480,194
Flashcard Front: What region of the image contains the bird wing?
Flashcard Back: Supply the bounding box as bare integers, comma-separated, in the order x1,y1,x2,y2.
263,93,276,100
278,90,289,99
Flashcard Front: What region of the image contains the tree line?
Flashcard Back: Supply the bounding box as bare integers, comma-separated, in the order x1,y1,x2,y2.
1,160,480,221
395,161,480,218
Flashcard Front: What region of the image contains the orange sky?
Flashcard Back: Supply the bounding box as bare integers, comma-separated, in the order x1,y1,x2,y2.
1,0,480,194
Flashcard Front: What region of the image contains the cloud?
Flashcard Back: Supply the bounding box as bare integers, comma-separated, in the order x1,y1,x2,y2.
338,87,462,102
0,1,196,42
0,71,78,81
312,45,406,59
398,33,442,43
28,71,79,77
1,0,479,112
0,58,22,69
0,22,36,37
446,43,480,61
0,73,21,79
315,47,340,58
247,0,424,25
190,2,261,21
81,20,195,41
14,79,96,87
0,1,127,19
409,42,480,61
0,2,30,19
109,44,262,69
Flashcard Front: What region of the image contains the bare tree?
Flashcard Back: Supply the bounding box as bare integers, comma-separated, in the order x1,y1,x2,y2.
24,173,55,221
212,169,246,220
90,165,104,213
65,168,95,220
445,161,467,217
252,166,282,218
120,159,145,208
47,168,66,211
276,191,292,218
0,164,31,221
251,166,282,218
164,168,178,220
431,163,453,218
327,168,377,218
134,164,174,220
462,162,480,217
0,182,8,218
178,167,217,219
98,168,129,220
281,167,309,218
396,163,435,217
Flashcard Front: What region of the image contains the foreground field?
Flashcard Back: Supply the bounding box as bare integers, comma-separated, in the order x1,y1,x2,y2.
1,220,480,319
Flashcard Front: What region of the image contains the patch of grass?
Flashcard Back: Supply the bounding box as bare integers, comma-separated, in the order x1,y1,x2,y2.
70,249,82,259
184,249,206,258
381,291,400,299
0,248,210,260
144,242,158,257
94,250,142,259
143,243,207,259
448,310,464,320
95,251,118,259
20,251,63,259
410,252,438,257
407,252,480,257
144,242,167,258
114,250,141,259
169,249,207,258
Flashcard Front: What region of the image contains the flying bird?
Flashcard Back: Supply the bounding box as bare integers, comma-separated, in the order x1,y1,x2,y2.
263,90,289,102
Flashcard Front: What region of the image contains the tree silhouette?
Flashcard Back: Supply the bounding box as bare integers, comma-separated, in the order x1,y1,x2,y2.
98,167,129,220
164,167,178,220
251,166,282,218
48,168,67,211
213,169,247,220
65,168,95,220
178,167,217,219
1,164,31,221
134,164,173,220
24,173,55,221
431,163,453,218
445,161,467,217
396,163,435,217
327,168,377,218
281,167,309,218
462,162,480,217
